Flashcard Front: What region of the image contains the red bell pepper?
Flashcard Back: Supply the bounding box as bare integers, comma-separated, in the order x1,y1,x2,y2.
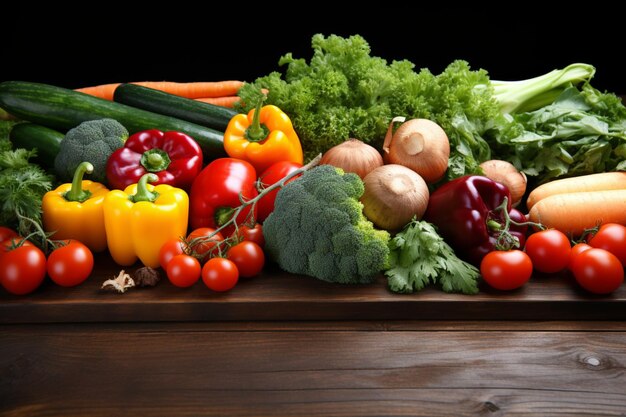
189,158,258,236
106,129,203,191
424,175,528,266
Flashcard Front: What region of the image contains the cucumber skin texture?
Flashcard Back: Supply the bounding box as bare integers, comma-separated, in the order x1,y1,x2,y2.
0,81,226,160
114,83,238,132
9,122,63,168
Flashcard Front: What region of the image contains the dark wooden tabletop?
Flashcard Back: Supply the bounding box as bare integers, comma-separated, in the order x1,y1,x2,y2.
2,253,625,416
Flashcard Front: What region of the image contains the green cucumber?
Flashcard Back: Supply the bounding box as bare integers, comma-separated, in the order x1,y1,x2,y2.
114,83,238,131
0,81,226,160
9,123,63,168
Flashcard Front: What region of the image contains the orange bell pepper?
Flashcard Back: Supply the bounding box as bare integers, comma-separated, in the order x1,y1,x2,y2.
223,98,303,173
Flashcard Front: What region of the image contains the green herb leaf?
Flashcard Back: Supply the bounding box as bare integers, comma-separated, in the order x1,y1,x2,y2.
385,219,480,295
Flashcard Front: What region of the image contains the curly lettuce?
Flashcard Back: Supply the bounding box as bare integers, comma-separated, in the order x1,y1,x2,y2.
238,34,508,179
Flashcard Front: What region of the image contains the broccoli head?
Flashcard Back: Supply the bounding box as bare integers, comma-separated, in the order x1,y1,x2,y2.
54,118,128,184
263,165,390,284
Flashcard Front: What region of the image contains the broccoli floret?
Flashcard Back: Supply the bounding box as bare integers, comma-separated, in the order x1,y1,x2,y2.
263,165,390,284
54,118,128,184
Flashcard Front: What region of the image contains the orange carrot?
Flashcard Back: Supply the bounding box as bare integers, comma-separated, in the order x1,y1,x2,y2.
526,172,626,210
75,83,120,100
194,96,240,108
76,81,245,101
528,189,626,237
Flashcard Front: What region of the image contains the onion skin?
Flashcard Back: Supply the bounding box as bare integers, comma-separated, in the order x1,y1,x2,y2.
479,160,527,206
361,164,429,231
383,118,450,183
320,139,383,179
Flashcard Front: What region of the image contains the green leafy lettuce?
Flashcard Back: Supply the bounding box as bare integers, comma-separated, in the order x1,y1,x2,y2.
238,34,508,180
494,85,626,183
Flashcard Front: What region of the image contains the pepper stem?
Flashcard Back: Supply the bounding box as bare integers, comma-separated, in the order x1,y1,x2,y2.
140,148,171,172
215,206,235,227
64,161,93,203
244,95,270,142
130,173,159,203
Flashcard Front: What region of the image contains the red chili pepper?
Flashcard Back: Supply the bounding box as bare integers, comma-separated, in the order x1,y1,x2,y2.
424,175,528,266
106,129,203,191
189,158,258,237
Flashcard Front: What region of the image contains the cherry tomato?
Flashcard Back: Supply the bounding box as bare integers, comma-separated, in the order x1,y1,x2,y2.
1,238,33,255
568,243,592,271
47,240,94,287
226,241,265,278
0,227,19,244
0,245,47,295
480,250,533,291
232,224,265,248
187,227,224,261
158,238,188,270
202,257,239,292
524,229,571,273
256,161,302,222
588,223,626,267
571,248,624,294
166,254,201,288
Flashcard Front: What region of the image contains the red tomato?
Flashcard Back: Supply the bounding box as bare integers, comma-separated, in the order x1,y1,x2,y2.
202,257,239,292
1,238,33,255
47,240,94,287
0,227,19,244
232,224,265,248
166,254,201,288
568,243,592,271
588,223,626,267
158,238,188,270
571,248,624,294
480,250,533,291
0,245,47,295
524,229,571,273
187,227,224,261
256,161,302,222
226,241,265,278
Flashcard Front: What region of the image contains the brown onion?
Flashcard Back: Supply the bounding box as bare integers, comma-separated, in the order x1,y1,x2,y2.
320,139,383,179
479,160,527,206
382,117,450,183
361,164,429,231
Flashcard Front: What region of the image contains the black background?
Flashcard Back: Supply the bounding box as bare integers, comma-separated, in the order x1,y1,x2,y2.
3,4,624,93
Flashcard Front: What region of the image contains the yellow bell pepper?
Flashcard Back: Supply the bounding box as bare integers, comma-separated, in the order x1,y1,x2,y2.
223,97,303,174
103,173,188,268
42,162,109,252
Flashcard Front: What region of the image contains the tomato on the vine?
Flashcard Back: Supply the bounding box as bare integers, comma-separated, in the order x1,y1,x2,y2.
159,238,188,270
588,223,626,267
0,245,47,295
226,241,265,278
568,242,592,271
187,227,224,260
256,161,302,222
202,257,239,292
166,254,201,288
571,248,624,294
480,250,533,291
232,224,265,248
0,227,19,244
524,229,571,273
1,238,33,255
47,240,94,287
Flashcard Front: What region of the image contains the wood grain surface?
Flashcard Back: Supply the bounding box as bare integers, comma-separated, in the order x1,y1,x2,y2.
0,253,625,323
2,322,625,416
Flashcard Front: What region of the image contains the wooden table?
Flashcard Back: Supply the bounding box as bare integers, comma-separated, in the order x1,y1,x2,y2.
2,254,625,416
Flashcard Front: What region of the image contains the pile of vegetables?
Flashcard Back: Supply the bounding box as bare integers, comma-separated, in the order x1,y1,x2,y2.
1,33,626,298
